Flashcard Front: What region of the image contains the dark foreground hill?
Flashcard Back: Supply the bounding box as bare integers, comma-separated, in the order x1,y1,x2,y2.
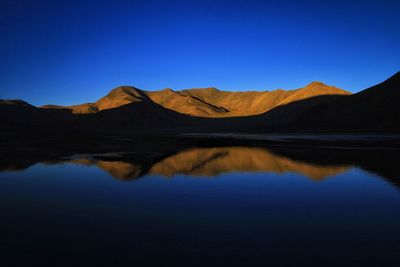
0,72,399,135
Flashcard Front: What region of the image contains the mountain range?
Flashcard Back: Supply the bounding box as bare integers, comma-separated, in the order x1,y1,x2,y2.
1,71,399,134
40,81,348,117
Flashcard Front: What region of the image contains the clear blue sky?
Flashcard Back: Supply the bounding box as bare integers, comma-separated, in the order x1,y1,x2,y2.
0,0,399,106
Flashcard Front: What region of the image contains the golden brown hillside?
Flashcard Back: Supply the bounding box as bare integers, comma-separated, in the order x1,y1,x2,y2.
40,82,350,117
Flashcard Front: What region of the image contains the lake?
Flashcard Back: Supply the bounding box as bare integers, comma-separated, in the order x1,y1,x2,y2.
0,145,399,266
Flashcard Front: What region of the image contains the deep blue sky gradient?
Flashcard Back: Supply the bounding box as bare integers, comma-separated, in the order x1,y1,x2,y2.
1,0,399,105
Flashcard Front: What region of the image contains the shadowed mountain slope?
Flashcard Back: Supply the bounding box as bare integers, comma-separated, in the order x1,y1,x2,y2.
261,71,400,132
0,99,73,132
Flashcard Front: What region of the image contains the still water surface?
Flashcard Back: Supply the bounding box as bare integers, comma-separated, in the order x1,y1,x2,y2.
0,146,399,266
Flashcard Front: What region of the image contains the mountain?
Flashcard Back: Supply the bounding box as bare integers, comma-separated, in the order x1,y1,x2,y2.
0,99,35,107
41,86,146,114
1,72,399,134
40,81,349,117
0,98,73,132
266,71,400,132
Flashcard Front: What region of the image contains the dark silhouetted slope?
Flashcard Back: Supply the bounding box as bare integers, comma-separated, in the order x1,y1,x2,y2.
281,72,400,132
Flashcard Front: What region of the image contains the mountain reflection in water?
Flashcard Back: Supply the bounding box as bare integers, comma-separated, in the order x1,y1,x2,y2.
1,143,399,267
3,145,399,187
71,147,348,180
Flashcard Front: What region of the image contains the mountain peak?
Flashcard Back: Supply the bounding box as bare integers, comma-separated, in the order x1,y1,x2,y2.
107,86,142,96
161,88,174,93
95,86,146,111
186,87,219,92
305,81,328,88
183,87,221,96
